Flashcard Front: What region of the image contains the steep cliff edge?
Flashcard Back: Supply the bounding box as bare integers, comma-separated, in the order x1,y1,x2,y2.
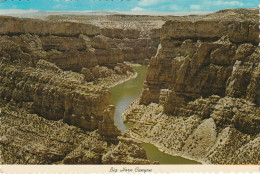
0,16,132,74
46,9,259,65
0,97,149,164
0,55,149,164
124,8,259,164
47,15,163,64
0,16,148,164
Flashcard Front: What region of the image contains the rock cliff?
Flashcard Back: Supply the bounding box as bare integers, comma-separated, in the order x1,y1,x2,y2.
98,105,121,143
0,16,100,36
140,9,259,106
46,9,259,65
0,99,149,164
124,8,260,164
47,15,164,64
0,16,148,164
101,27,160,64
1,8,259,164
0,21,126,71
0,58,148,164
0,59,110,131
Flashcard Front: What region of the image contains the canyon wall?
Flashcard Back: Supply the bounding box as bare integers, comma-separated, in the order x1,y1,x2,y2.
0,58,110,131
1,9,259,164
124,8,260,164
46,9,259,65
0,16,100,36
140,9,259,106
0,16,130,72
0,16,148,164
47,15,164,64
101,27,160,64
0,16,134,131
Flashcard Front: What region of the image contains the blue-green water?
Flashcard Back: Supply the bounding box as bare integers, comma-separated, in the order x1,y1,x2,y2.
110,65,200,164
110,66,147,133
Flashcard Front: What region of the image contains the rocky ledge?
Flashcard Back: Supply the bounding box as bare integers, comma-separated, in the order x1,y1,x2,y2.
0,99,149,164
0,58,149,164
124,8,259,164
123,97,259,164
47,15,164,64
47,8,259,65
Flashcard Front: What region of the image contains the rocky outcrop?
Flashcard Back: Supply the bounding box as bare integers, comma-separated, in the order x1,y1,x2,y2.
0,33,125,72
123,97,260,164
0,58,147,164
0,16,147,164
0,59,110,131
0,99,107,164
0,99,149,164
47,15,164,64
0,16,131,74
125,8,259,164
0,16,134,132
161,20,258,44
139,8,259,106
101,29,160,64
0,16,100,36
102,137,150,164
140,38,259,109
98,105,121,143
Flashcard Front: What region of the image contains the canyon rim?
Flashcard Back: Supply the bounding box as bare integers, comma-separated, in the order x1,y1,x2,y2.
0,3,259,165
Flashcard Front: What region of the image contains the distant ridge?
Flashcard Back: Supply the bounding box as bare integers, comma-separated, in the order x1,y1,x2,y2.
0,9,212,18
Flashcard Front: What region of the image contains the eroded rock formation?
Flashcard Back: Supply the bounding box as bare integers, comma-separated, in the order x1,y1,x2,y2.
98,105,121,143
1,8,259,164
102,137,150,164
0,16,100,36
0,59,110,131
47,15,164,64
124,8,260,164
0,16,148,164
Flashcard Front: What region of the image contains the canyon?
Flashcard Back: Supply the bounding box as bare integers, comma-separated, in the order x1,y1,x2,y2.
0,15,149,164
123,8,260,164
46,14,165,64
0,8,259,164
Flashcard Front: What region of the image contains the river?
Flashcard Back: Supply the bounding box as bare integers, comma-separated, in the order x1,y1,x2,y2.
110,65,200,164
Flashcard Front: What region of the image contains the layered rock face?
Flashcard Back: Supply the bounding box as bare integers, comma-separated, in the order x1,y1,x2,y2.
100,27,160,64
0,99,107,164
124,9,260,164
47,15,164,64
141,9,259,106
0,59,110,131
0,16,100,36
46,9,259,65
0,16,130,73
0,99,149,164
0,16,148,164
102,137,149,164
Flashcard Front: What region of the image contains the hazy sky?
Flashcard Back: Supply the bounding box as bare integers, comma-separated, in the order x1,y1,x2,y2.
0,0,258,12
